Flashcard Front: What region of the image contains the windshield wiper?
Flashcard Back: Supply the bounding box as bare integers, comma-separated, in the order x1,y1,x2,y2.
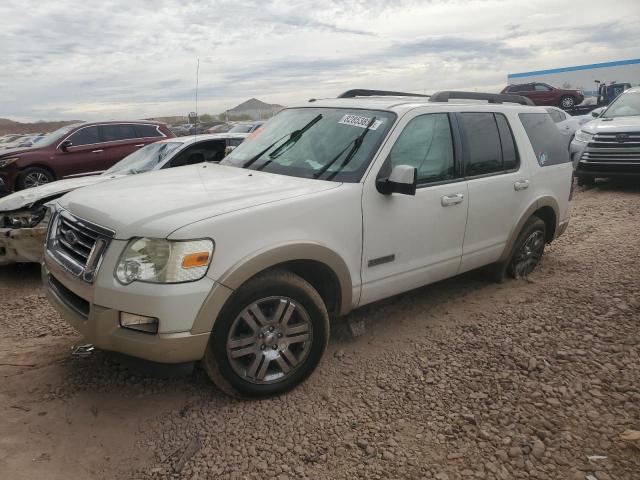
314,116,377,180
242,114,323,170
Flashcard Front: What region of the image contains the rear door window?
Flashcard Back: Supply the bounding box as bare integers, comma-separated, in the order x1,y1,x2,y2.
386,113,456,185
519,113,570,166
68,126,100,146
101,124,138,142
459,113,503,176
495,114,519,170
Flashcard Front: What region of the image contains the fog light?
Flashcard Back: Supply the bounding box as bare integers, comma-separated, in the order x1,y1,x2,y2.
119,312,159,334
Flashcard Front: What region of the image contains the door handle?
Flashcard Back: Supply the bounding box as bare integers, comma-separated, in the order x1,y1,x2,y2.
91,149,103,153
441,193,464,207
135,144,145,147
514,180,530,191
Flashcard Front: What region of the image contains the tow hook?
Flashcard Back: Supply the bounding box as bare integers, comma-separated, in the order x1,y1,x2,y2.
71,344,95,358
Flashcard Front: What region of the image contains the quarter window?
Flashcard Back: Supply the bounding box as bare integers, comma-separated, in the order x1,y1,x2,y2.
68,126,100,146
387,113,455,184
101,124,138,142
134,124,163,138
519,113,570,166
459,113,503,176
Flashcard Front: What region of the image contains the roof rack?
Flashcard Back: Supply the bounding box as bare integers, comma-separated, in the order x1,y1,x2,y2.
429,91,535,106
338,89,430,99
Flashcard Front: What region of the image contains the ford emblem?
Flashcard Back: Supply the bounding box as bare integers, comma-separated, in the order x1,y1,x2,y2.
64,230,78,246
616,133,629,143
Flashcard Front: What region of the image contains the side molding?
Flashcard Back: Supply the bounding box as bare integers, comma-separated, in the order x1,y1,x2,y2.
190,243,354,335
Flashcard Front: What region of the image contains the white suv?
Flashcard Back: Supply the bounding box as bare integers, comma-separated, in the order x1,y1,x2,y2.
43,90,573,397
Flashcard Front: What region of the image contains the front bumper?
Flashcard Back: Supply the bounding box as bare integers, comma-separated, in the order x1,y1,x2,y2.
575,160,640,178
0,226,47,266
42,243,225,364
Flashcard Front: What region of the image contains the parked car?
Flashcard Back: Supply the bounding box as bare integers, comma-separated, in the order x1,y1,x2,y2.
227,121,265,134
571,86,640,185
0,133,246,266
1,134,36,150
43,90,572,397
502,83,584,109
206,123,231,134
544,106,594,149
0,121,173,193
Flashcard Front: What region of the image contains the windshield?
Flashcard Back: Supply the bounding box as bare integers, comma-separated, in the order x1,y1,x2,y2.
34,124,83,147
602,91,640,118
105,141,182,175
228,124,254,133
221,108,395,182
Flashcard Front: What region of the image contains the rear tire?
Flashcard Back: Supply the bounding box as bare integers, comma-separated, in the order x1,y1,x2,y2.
202,270,329,398
507,216,546,279
560,96,576,109
489,216,546,281
17,167,54,190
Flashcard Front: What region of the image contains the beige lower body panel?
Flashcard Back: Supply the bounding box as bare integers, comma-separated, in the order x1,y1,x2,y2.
0,227,46,266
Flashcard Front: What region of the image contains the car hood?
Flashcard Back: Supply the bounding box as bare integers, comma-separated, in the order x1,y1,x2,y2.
58,164,340,239
582,116,640,133
0,174,122,212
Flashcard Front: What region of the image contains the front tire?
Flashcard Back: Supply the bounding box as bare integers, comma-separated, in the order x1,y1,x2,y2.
203,270,329,397
17,167,54,190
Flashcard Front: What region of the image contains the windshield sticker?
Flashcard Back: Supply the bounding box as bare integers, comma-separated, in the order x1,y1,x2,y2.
339,114,384,130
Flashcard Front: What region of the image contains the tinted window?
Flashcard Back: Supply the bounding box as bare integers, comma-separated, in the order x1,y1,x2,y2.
68,126,100,146
135,124,163,138
459,113,503,176
228,138,244,147
534,84,552,91
508,85,523,92
102,124,138,142
519,113,570,166
387,113,455,184
495,114,519,170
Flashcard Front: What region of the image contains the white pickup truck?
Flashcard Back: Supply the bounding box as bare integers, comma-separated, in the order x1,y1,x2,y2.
43,90,573,397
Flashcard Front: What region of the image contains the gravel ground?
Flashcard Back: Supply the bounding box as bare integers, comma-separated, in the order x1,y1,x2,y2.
1,181,639,480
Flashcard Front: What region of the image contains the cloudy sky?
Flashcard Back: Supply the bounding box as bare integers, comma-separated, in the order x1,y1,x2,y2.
1,0,638,122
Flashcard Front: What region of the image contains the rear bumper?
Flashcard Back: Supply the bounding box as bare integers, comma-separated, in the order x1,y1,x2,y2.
0,226,46,266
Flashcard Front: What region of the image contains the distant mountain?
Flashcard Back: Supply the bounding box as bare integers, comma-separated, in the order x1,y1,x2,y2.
224,98,283,120
0,118,80,136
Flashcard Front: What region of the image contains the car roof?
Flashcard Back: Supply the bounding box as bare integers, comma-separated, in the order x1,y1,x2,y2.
75,120,167,127
288,96,546,115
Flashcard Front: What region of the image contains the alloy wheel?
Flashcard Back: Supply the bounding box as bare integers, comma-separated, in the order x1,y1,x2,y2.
23,172,50,188
561,97,575,108
226,296,313,384
512,230,545,278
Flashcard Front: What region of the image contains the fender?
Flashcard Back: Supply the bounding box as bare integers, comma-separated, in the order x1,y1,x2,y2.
498,196,559,263
191,242,354,335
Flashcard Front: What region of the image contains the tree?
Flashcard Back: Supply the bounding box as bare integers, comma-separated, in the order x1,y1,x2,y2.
199,113,213,123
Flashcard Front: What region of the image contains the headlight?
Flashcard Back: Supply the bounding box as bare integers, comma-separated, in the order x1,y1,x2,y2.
115,238,214,285
574,130,594,143
0,157,19,168
4,207,46,228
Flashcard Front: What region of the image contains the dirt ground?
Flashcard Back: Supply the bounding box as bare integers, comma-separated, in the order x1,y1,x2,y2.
1,182,639,480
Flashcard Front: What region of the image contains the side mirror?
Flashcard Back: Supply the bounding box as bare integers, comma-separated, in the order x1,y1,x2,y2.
376,165,417,195
591,107,604,118
60,140,73,152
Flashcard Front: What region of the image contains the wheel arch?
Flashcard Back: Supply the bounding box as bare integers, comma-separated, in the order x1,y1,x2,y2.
498,196,559,263
18,164,57,182
191,243,354,335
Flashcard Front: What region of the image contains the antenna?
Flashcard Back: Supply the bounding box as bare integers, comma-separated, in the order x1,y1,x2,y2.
194,58,200,143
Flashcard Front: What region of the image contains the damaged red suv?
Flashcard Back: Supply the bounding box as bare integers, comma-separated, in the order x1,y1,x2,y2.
501,83,584,109
0,121,173,193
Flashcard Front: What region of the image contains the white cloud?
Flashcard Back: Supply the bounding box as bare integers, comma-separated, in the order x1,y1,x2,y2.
0,0,638,121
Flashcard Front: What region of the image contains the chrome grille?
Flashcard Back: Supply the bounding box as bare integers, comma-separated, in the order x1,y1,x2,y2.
581,132,640,163
46,209,114,283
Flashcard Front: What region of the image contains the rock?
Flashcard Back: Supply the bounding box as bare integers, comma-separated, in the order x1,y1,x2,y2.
382,450,395,461
508,446,522,458
531,439,545,458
